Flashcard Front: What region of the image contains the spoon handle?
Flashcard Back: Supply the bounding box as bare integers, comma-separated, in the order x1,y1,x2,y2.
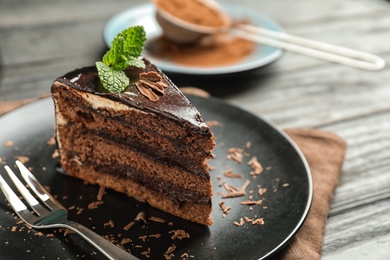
233,24,385,71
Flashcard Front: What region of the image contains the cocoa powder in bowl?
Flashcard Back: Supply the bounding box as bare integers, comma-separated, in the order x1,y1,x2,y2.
154,0,226,28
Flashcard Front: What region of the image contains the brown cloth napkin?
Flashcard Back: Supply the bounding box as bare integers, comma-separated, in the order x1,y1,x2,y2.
275,128,347,259
0,98,347,259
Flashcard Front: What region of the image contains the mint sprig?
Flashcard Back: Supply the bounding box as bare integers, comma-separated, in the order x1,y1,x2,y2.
96,26,146,93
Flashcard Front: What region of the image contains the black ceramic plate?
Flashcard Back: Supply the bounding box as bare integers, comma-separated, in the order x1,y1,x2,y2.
0,96,312,260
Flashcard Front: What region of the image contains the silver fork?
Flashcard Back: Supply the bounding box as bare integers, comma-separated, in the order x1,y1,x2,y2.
0,160,139,260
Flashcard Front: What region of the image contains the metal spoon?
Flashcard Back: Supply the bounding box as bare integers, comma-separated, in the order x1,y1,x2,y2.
152,0,385,71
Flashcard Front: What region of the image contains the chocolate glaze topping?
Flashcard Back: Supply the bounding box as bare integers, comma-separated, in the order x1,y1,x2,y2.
55,58,210,133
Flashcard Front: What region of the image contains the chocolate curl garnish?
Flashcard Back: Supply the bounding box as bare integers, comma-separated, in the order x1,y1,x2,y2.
135,71,168,102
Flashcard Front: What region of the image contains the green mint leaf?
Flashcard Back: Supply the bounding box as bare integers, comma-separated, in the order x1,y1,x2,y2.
96,61,129,93
97,26,147,92
103,26,146,70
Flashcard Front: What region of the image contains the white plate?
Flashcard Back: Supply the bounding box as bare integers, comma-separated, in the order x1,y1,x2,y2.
104,3,284,75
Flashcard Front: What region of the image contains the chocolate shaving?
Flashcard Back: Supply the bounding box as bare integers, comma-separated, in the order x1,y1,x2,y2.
240,199,263,205
248,156,263,175
139,79,165,94
258,187,267,196
224,183,239,193
219,201,232,215
221,179,250,198
164,244,177,260
141,247,151,258
140,71,163,82
252,218,265,225
223,169,243,179
227,148,244,162
218,179,226,187
88,201,104,209
135,211,147,224
244,216,253,223
139,235,148,242
123,221,135,231
169,229,190,240
222,191,246,198
239,179,251,192
97,186,105,201
149,233,161,239
103,220,115,228
149,216,166,223
135,82,160,102
136,71,168,102
120,238,132,245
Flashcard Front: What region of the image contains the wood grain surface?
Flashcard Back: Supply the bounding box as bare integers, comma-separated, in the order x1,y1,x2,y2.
1,0,390,259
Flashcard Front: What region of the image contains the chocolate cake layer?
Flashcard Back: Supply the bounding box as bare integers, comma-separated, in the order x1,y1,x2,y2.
57,125,213,199
55,61,211,133
62,162,213,226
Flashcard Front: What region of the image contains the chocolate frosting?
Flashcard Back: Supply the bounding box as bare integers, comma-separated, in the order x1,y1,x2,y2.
55,58,210,133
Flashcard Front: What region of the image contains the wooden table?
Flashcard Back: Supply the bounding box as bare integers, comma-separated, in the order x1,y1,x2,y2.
1,0,390,259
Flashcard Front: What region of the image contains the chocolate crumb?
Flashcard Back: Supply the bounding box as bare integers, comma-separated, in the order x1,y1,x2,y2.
47,136,56,146
52,149,59,159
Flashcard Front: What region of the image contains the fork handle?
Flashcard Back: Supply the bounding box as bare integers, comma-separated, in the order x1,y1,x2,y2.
58,220,139,260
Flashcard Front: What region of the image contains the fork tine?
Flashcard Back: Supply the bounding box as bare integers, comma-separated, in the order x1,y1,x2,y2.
4,165,50,216
16,160,64,211
0,174,28,212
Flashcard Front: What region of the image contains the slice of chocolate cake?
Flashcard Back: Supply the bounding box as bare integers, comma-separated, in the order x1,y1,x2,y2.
51,58,215,225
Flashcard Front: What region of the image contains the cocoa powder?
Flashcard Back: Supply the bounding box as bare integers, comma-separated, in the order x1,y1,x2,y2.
154,0,225,28
146,34,255,67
